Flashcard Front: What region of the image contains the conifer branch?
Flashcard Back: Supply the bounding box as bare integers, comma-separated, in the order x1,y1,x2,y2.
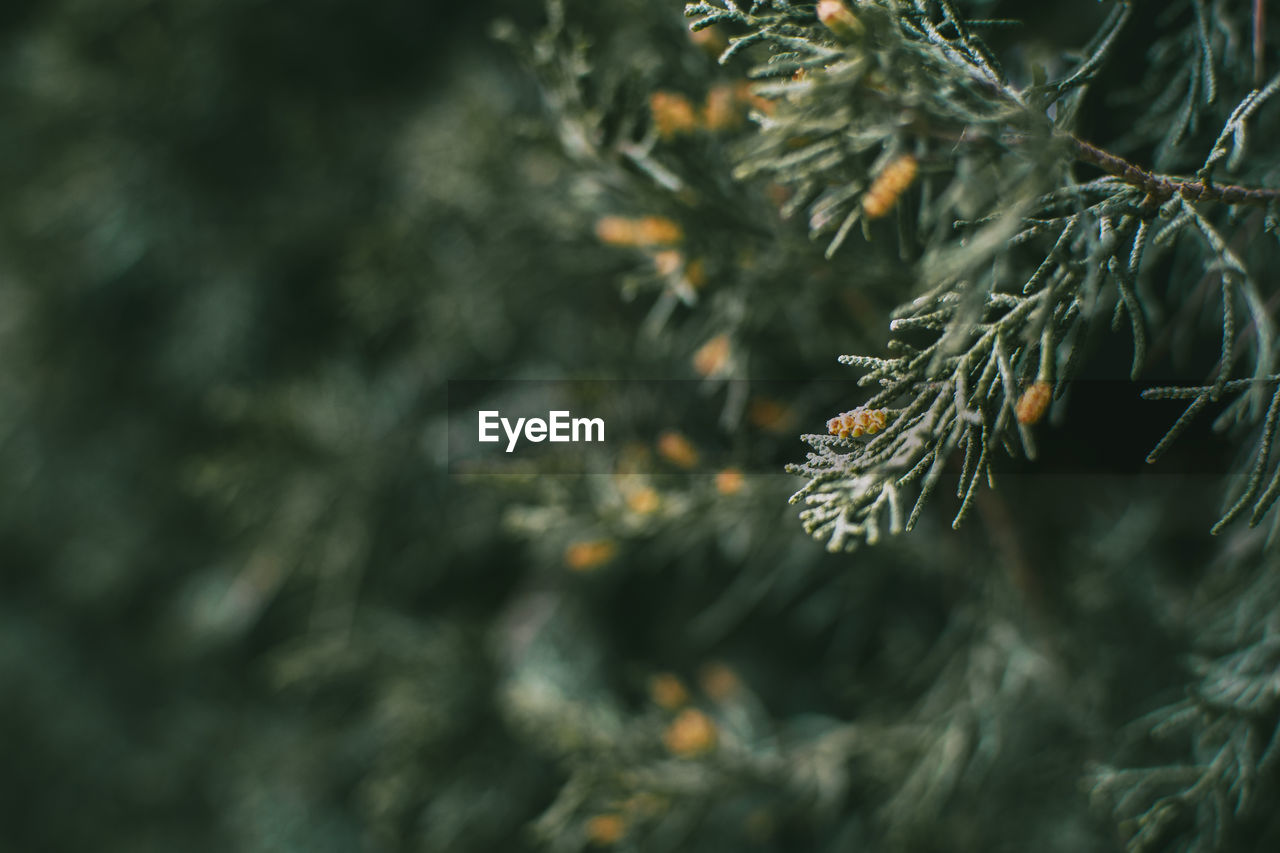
1067,135,1280,209
682,0,1280,547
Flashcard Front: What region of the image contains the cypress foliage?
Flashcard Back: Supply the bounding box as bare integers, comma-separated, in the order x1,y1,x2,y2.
9,1,1280,852
496,2,1280,851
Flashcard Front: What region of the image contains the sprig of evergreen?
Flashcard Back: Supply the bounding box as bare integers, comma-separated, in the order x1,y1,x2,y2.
1090,536,1280,852
508,3,1280,851
679,0,1280,550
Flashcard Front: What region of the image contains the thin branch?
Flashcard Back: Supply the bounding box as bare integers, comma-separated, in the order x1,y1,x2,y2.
1255,0,1267,87
1067,136,1280,208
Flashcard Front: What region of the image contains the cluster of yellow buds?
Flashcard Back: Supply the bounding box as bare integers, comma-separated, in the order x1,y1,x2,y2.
863,155,918,219
817,0,865,41
594,215,683,247
657,430,700,469
692,334,731,377
648,91,700,138
652,249,707,289
662,707,718,758
1015,380,1052,425
826,407,888,438
649,83,772,140
564,539,617,571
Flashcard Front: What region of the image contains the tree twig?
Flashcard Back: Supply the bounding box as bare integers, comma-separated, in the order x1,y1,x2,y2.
1067,135,1280,208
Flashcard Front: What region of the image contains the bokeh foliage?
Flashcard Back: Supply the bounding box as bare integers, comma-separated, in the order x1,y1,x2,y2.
7,1,1280,852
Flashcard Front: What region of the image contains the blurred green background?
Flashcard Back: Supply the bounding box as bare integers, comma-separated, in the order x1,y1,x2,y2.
5,2,1270,851
0,1,587,849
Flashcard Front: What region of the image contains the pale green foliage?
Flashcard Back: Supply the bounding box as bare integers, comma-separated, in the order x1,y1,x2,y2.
1089,536,1280,853
507,3,1280,851
682,1,1280,551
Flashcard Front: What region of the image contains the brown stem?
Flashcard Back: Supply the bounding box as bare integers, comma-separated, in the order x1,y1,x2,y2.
1067,135,1280,208
1255,0,1267,87
973,487,1050,624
